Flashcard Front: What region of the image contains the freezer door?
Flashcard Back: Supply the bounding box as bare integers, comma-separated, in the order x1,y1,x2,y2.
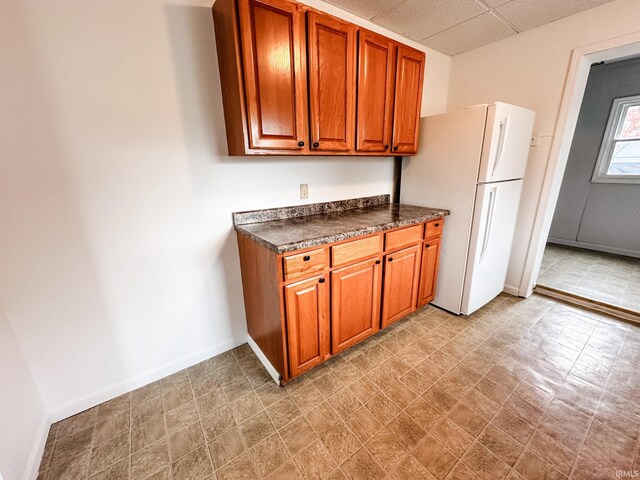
478,102,535,183
461,180,523,315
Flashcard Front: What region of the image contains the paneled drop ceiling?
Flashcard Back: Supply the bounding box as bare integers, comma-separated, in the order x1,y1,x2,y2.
324,0,616,55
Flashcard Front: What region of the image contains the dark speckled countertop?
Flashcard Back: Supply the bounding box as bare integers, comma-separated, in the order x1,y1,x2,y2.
233,195,450,254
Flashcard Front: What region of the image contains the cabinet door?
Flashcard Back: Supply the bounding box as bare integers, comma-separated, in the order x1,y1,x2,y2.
284,275,329,377
356,30,395,153
307,11,356,152
417,237,441,308
391,46,425,155
238,0,308,151
331,258,382,354
381,244,421,327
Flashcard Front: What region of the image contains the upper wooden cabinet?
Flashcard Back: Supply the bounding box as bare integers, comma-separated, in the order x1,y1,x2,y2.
308,11,356,152
237,0,308,151
391,46,426,154
213,0,426,156
356,30,395,153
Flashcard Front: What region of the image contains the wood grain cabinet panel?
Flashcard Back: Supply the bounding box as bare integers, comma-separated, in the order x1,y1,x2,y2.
391,46,425,155
284,274,329,377
417,237,441,308
331,258,382,354
307,11,356,152
282,247,328,281
238,0,308,151
425,218,444,239
331,235,381,268
385,224,423,251
356,30,395,153
381,244,421,327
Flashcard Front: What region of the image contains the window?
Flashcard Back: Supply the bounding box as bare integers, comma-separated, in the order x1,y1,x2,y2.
592,94,640,184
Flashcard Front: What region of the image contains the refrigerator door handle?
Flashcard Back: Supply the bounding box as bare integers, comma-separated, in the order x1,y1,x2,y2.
491,116,510,180
480,187,498,261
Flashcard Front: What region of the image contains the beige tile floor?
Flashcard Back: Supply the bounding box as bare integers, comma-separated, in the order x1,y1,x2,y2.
38,293,640,480
538,243,640,313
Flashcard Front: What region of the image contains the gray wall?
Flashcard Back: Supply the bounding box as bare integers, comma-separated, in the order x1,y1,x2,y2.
549,57,640,257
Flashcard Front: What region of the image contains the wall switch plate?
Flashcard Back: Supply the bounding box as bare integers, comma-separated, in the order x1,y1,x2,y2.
530,132,539,147
300,184,309,199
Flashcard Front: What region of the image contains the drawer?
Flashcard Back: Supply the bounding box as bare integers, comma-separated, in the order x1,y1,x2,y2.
385,224,423,251
331,235,381,268
425,218,444,239
283,248,328,282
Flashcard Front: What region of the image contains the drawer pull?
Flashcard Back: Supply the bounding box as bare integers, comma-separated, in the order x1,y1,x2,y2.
303,255,311,261
435,223,440,227
388,257,393,262
425,244,430,248
375,260,381,264
318,278,325,284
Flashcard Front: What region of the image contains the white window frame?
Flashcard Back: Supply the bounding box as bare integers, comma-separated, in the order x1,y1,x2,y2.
592,94,640,184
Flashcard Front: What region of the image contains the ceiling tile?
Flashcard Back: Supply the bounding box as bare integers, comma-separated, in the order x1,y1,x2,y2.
421,12,516,55
322,0,405,20
495,0,614,31
373,0,487,42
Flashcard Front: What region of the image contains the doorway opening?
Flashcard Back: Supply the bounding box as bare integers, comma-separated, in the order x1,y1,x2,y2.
534,56,640,317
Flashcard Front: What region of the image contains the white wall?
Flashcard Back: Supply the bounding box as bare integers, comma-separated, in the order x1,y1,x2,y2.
446,0,640,292
0,303,47,480
0,0,451,430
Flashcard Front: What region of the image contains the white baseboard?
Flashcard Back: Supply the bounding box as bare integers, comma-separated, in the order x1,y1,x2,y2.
48,336,246,423
547,237,640,259
23,414,51,480
502,284,521,296
247,335,281,386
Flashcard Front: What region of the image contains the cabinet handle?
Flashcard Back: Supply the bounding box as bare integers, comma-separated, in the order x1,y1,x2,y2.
375,260,381,264
313,142,319,148
425,244,430,248
384,144,389,150
303,255,311,261
318,278,325,283
388,257,393,262
435,223,440,227
298,141,305,147
393,146,399,151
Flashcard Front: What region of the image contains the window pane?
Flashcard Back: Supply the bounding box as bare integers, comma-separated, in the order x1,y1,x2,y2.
608,140,640,175
619,105,640,139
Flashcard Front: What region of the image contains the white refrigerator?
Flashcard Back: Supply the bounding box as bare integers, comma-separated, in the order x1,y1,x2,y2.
401,102,535,315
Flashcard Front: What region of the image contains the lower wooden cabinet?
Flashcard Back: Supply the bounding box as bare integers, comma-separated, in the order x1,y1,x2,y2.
381,244,421,328
237,218,444,382
284,274,329,376
417,237,441,308
331,257,382,354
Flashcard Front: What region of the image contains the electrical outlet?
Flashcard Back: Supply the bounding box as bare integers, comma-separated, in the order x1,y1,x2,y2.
300,183,309,199
530,132,539,147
